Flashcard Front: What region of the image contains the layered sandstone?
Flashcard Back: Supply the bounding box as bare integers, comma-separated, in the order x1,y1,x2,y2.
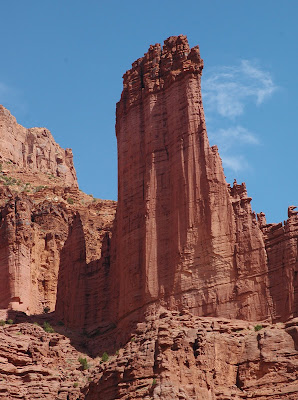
85,308,298,400
259,206,298,322
0,107,116,314
111,35,272,326
0,313,95,400
0,105,77,187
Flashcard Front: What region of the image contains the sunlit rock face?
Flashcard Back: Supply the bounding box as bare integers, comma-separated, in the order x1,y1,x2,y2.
0,105,77,187
111,35,272,325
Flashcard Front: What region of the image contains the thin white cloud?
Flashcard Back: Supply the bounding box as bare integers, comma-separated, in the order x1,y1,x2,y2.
202,60,277,119
221,155,249,173
209,125,259,152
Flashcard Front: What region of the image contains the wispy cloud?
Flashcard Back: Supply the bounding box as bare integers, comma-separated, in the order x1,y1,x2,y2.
209,125,259,153
202,60,277,119
201,59,277,174
221,155,249,173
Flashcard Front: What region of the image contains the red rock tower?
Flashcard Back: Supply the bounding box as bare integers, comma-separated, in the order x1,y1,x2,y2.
112,35,273,323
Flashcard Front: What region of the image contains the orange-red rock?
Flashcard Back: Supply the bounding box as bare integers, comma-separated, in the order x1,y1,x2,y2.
0,35,298,400
259,206,298,322
0,105,77,187
84,308,298,400
111,35,272,326
0,107,116,315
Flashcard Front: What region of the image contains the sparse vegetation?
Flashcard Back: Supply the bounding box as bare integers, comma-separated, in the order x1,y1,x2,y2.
43,321,54,333
67,197,74,204
6,319,13,325
0,176,18,186
101,352,109,362
78,357,89,370
254,324,263,332
33,322,40,326
130,336,136,342
73,382,79,388
0,320,5,326
115,349,119,356
43,306,50,314
152,378,157,386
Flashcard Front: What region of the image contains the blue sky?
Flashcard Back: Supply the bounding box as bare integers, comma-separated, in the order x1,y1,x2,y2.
0,1,297,223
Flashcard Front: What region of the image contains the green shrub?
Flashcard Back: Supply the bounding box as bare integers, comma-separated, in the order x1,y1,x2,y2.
67,197,74,204
152,378,157,386
58,320,64,326
6,319,13,325
0,320,5,326
43,306,50,314
33,322,40,326
43,322,54,333
73,382,79,388
254,324,263,332
101,352,109,362
78,357,89,370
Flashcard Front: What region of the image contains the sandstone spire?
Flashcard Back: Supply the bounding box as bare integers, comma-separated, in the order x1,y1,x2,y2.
112,35,272,323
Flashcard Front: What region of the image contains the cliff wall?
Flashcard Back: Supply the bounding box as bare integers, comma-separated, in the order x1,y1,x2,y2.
259,207,298,322
111,35,272,325
0,105,77,187
0,107,116,315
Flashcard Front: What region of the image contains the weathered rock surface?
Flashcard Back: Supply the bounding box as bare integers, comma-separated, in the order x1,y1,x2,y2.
0,313,95,400
259,207,298,322
0,34,298,400
84,308,298,400
111,35,272,327
0,105,77,187
0,107,116,314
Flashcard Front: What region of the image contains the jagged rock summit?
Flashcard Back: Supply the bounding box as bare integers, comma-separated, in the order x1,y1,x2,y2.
0,35,297,399
0,105,77,187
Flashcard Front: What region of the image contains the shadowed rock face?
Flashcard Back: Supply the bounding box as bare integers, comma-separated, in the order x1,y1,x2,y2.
111,35,272,325
0,107,117,315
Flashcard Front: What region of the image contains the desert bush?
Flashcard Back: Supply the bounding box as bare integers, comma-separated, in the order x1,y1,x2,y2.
78,357,89,370
254,324,263,332
43,322,54,333
101,352,109,362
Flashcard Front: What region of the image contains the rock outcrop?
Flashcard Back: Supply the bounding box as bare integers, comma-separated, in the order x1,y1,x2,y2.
0,107,116,314
85,308,298,400
259,206,298,322
0,105,77,187
111,35,272,327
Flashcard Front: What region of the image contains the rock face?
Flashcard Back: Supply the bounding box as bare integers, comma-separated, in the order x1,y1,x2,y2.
0,35,298,400
85,308,298,400
259,207,298,322
0,107,116,314
111,35,272,326
0,312,95,400
0,105,77,187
